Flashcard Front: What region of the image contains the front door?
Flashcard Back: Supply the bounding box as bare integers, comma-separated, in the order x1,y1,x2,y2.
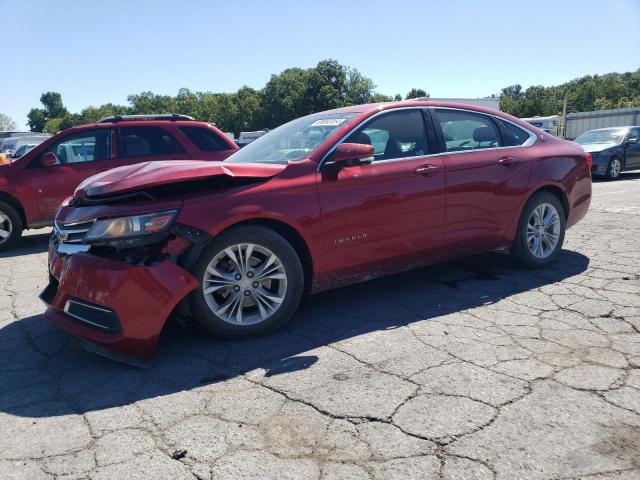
624,128,640,169
316,108,446,284
32,128,116,221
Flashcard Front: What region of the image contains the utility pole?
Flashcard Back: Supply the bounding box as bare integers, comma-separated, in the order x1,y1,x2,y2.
561,91,568,139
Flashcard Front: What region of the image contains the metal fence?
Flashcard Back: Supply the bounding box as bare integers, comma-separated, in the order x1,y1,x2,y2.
564,107,640,139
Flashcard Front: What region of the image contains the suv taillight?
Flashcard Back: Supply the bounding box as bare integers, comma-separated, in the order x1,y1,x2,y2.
585,152,593,171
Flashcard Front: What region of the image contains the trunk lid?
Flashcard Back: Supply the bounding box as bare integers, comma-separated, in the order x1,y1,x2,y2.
74,160,286,198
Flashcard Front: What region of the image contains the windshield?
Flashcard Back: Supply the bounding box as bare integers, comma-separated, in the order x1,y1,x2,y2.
575,129,626,145
226,112,359,164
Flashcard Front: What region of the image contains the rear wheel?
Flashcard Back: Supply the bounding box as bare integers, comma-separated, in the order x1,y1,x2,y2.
605,157,622,180
189,225,304,338
0,201,23,252
511,192,565,268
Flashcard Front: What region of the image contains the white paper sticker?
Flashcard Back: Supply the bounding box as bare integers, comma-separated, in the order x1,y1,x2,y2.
310,118,347,127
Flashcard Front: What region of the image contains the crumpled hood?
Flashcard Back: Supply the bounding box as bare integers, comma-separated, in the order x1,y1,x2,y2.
75,160,286,198
580,143,617,154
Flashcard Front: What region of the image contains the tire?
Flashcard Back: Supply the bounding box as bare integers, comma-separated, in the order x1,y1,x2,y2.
0,201,24,252
189,225,304,338
605,157,622,180
511,192,566,268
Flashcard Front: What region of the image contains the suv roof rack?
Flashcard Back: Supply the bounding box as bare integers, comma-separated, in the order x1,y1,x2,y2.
96,114,195,124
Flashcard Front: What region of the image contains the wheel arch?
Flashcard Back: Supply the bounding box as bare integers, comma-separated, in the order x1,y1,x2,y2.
0,191,27,226
525,184,569,220
214,218,314,294
505,183,570,245
610,155,623,168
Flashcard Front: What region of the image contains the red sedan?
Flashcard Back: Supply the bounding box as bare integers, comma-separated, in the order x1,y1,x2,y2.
41,101,592,366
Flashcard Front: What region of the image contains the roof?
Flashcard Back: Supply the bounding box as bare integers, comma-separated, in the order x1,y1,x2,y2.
315,100,506,117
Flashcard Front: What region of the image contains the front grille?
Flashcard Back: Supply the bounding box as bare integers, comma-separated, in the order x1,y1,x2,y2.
64,299,121,333
54,220,94,244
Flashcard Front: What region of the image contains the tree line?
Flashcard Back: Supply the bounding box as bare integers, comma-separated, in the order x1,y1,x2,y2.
25,60,423,135
500,69,640,118
22,59,640,135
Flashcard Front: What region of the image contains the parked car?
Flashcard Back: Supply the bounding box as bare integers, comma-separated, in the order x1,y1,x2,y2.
10,143,38,159
522,115,559,135
573,126,640,179
41,101,592,366
0,114,238,250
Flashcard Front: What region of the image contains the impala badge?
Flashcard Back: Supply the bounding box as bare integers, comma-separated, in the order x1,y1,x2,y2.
335,233,368,245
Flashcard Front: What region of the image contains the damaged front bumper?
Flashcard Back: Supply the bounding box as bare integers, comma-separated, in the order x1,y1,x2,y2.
41,244,199,367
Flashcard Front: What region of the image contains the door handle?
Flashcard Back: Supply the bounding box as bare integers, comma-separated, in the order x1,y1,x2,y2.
497,156,518,167
415,164,441,176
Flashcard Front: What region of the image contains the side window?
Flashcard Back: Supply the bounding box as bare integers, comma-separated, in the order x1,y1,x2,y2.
118,126,184,158
46,130,112,164
178,126,230,152
628,128,640,141
344,110,429,161
498,119,532,146
435,109,502,152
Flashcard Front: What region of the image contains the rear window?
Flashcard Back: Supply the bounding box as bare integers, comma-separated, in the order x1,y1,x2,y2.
498,120,532,146
179,126,230,152
434,109,502,152
118,126,184,158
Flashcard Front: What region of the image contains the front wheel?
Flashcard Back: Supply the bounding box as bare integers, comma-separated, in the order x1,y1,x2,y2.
511,192,566,268
189,225,304,338
605,157,622,180
0,201,24,252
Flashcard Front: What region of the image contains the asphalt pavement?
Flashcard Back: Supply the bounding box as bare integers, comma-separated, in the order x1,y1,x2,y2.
1,174,639,480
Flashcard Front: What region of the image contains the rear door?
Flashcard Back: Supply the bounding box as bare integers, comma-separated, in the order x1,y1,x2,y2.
316,108,447,283
32,128,116,221
116,125,189,167
431,108,536,253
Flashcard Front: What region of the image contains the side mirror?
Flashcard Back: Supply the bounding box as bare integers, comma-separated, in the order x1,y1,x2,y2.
627,137,638,144
41,152,58,167
329,143,374,167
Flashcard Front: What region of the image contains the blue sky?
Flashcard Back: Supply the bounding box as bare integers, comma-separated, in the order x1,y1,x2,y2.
1,0,639,129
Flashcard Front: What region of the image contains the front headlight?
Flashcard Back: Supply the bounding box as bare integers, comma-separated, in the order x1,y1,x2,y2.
85,210,178,244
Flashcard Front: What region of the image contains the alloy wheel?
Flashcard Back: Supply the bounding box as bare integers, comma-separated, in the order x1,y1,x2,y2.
202,243,288,326
0,211,12,245
609,158,621,179
526,203,561,259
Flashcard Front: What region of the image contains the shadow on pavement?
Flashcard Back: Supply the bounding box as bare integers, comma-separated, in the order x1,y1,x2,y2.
0,231,50,258
0,249,589,417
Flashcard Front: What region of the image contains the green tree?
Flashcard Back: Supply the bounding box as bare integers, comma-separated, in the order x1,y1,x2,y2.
405,88,428,99
344,68,376,105
0,114,17,131
27,108,48,132
261,67,310,128
370,93,394,102
40,92,68,118
44,117,64,134
127,91,176,114
80,103,131,124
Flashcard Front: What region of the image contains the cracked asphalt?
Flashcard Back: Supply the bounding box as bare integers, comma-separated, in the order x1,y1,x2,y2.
1,174,640,480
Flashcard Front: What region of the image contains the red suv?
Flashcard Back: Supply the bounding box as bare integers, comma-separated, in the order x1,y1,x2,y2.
42,101,591,366
0,115,237,250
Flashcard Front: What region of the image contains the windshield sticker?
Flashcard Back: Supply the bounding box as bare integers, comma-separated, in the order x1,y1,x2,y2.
310,118,348,127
